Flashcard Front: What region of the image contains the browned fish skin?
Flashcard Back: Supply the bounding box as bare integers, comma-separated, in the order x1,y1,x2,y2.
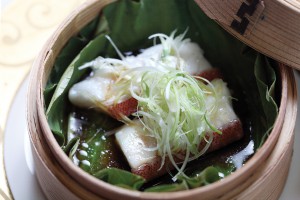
207,119,243,152
196,68,223,82
108,98,138,120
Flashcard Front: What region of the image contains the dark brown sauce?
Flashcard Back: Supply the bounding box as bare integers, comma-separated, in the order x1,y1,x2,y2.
67,108,130,174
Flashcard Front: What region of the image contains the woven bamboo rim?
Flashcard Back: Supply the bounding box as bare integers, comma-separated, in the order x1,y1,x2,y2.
27,0,297,199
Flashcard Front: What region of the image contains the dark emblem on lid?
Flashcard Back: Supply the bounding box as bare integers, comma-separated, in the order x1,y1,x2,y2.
231,0,260,35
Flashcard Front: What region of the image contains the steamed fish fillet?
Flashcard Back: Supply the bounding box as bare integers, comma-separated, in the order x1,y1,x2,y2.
68,68,138,119
68,41,212,119
130,120,243,181
115,79,243,181
126,41,212,74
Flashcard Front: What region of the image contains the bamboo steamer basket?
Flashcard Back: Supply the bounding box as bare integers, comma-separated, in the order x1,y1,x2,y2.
27,0,298,199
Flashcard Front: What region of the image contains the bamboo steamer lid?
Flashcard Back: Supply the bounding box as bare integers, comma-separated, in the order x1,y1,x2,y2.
26,0,298,199
195,0,300,70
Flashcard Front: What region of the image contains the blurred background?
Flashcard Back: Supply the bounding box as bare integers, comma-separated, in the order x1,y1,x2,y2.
0,0,300,199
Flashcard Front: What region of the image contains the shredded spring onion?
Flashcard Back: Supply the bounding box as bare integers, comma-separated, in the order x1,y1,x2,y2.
128,68,218,180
